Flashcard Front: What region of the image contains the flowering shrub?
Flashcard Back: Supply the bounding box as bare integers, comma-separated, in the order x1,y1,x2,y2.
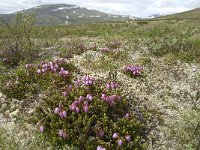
33,73,150,149
1,59,151,149
0,60,77,99
123,65,143,78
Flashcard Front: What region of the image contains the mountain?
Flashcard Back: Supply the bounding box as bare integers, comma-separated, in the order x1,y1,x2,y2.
155,8,200,20
148,13,164,18
0,4,134,26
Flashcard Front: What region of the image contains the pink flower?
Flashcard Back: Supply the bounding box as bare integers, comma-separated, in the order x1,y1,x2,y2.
68,84,73,91
97,146,106,150
117,139,123,146
125,135,131,142
86,94,93,101
55,64,59,69
110,83,115,89
62,110,67,118
112,133,119,139
59,129,64,137
83,105,89,113
54,107,60,114
62,91,67,96
37,69,41,74
75,107,80,113
25,64,30,68
39,126,44,133
79,96,85,102
49,62,53,66
62,132,67,139
124,113,130,119
50,65,54,70
101,93,106,101
69,104,76,111
60,67,64,71
59,112,64,118
106,83,111,90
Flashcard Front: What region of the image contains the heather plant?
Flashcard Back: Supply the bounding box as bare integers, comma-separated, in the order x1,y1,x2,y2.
29,68,151,149
123,65,143,78
0,60,77,99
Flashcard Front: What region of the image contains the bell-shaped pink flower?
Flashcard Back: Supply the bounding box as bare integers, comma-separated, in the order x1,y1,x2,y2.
124,113,130,119
86,94,93,101
117,139,123,146
97,146,106,150
62,91,67,96
79,96,85,103
83,105,89,113
101,93,106,101
62,110,67,118
37,69,41,74
112,133,119,139
39,125,44,133
106,83,111,90
75,107,80,113
125,135,131,142
54,107,60,114
59,112,64,118
59,129,64,137
62,132,67,139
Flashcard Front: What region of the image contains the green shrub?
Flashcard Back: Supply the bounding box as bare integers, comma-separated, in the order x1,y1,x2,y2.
0,13,39,67
0,60,77,100
1,60,152,149
33,75,150,149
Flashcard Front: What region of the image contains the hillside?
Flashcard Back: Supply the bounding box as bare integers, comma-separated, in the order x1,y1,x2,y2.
156,8,200,20
0,4,133,25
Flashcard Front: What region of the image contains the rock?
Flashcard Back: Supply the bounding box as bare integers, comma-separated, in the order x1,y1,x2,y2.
1,103,7,111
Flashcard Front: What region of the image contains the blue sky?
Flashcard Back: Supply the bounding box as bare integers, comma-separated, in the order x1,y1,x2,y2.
0,0,199,17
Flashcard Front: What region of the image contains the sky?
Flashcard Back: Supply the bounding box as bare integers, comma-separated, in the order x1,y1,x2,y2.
0,0,200,17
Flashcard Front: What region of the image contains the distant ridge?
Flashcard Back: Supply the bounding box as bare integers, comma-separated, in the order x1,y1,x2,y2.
155,8,200,20
0,4,135,25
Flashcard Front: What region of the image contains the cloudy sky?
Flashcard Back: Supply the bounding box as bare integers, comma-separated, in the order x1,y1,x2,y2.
0,0,200,17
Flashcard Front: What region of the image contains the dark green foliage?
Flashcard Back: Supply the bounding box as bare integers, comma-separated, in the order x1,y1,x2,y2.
1,60,151,149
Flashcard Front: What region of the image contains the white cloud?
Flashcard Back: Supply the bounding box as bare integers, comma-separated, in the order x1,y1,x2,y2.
0,0,199,17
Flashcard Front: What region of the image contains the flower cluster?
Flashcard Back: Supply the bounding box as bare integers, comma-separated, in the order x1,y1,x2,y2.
25,64,33,68
33,72,148,149
54,105,67,118
124,65,142,77
74,76,95,87
69,94,93,113
35,60,70,78
101,93,122,106
105,81,119,90
112,133,131,147
97,146,106,150
59,129,68,139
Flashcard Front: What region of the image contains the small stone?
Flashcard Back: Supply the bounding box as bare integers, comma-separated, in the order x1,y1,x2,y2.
1,103,7,110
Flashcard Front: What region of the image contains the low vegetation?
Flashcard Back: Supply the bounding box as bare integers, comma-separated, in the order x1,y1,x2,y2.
0,13,199,150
